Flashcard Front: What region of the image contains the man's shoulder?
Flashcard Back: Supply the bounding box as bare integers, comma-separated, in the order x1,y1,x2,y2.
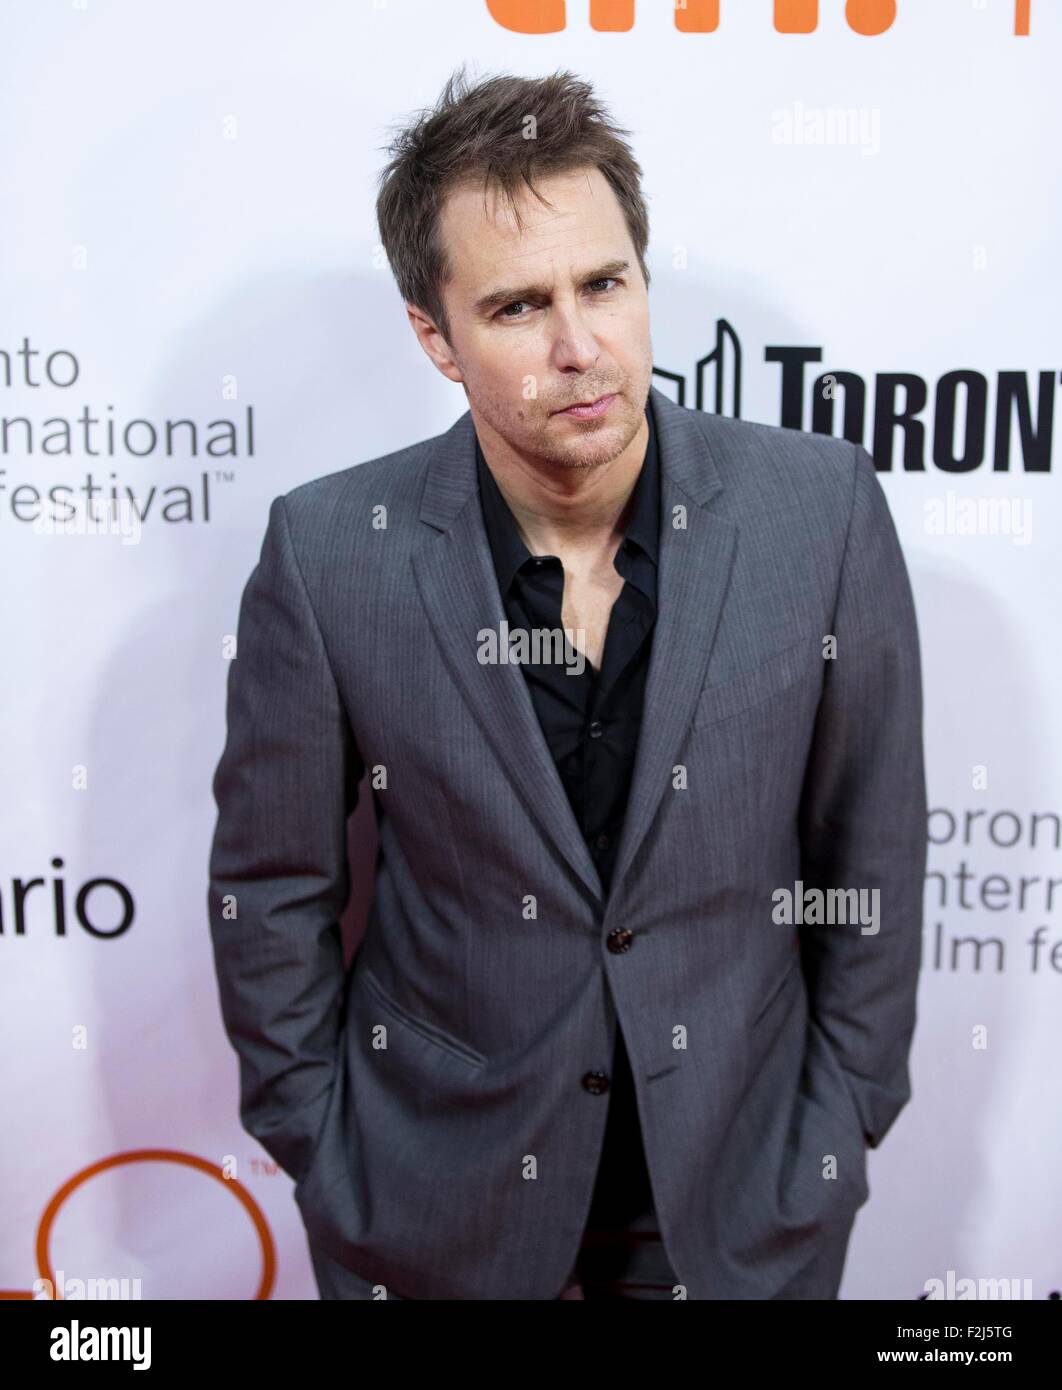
250,421,456,579
662,403,863,530
687,407,857,483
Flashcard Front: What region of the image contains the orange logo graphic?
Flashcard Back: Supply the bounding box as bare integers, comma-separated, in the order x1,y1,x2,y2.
0,1149,276,1301
487,0,1032,36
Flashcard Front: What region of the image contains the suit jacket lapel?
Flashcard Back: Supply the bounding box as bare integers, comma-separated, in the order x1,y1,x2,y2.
411,386,737,908
412,410,605,903
607,388,738,899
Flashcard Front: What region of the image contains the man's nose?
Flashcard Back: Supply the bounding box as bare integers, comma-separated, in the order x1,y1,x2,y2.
548,305,601,373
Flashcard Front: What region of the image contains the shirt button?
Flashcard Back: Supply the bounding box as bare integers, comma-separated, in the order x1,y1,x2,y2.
587,720,603,738
594,832,610,850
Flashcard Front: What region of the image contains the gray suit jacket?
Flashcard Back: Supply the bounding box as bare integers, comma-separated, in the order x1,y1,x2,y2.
207,385,927,1299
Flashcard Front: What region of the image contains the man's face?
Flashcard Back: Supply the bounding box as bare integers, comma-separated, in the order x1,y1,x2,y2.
410,164,652,473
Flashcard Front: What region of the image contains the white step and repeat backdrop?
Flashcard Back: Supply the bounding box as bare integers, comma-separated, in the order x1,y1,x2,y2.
2,0,1059,1301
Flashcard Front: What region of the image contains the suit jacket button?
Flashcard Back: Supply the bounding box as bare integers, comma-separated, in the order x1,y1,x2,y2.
582,1071,610,1095
606,927,634,953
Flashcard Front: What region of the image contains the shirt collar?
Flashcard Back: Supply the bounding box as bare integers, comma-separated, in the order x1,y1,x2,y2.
475,403,660,599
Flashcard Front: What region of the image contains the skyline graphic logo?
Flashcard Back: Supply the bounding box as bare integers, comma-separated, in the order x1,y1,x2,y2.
653,319,1059,472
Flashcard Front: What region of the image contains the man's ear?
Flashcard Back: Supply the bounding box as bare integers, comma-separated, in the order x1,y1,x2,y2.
405,302,463,385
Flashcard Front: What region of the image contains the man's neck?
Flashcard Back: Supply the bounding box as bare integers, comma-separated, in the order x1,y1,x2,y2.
475,411,650,561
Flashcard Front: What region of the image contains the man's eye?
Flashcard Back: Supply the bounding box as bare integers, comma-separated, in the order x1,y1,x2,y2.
497,279,619,319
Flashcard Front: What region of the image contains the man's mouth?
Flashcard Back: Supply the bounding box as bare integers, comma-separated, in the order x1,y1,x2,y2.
554,392,618,420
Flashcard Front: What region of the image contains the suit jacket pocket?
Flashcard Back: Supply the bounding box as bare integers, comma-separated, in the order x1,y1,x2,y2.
789,1015,870,1212
361,967,487,1071
692,633,823,730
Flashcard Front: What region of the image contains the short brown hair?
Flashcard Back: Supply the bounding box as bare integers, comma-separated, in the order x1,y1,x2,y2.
374,65,651,345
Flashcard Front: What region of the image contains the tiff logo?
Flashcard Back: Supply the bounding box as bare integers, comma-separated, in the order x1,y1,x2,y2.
487,0,1032,37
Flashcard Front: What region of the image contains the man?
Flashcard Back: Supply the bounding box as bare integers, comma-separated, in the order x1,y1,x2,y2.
207,67,927,1301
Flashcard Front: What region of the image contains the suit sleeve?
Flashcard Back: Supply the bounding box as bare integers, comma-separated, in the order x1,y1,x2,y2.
796,443,928,1150
207,494,364,1183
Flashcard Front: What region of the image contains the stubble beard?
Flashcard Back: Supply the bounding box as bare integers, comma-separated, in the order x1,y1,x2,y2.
529,395,643,474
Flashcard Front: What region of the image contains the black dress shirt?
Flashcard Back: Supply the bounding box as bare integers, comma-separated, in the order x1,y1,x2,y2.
476,405,676,1280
